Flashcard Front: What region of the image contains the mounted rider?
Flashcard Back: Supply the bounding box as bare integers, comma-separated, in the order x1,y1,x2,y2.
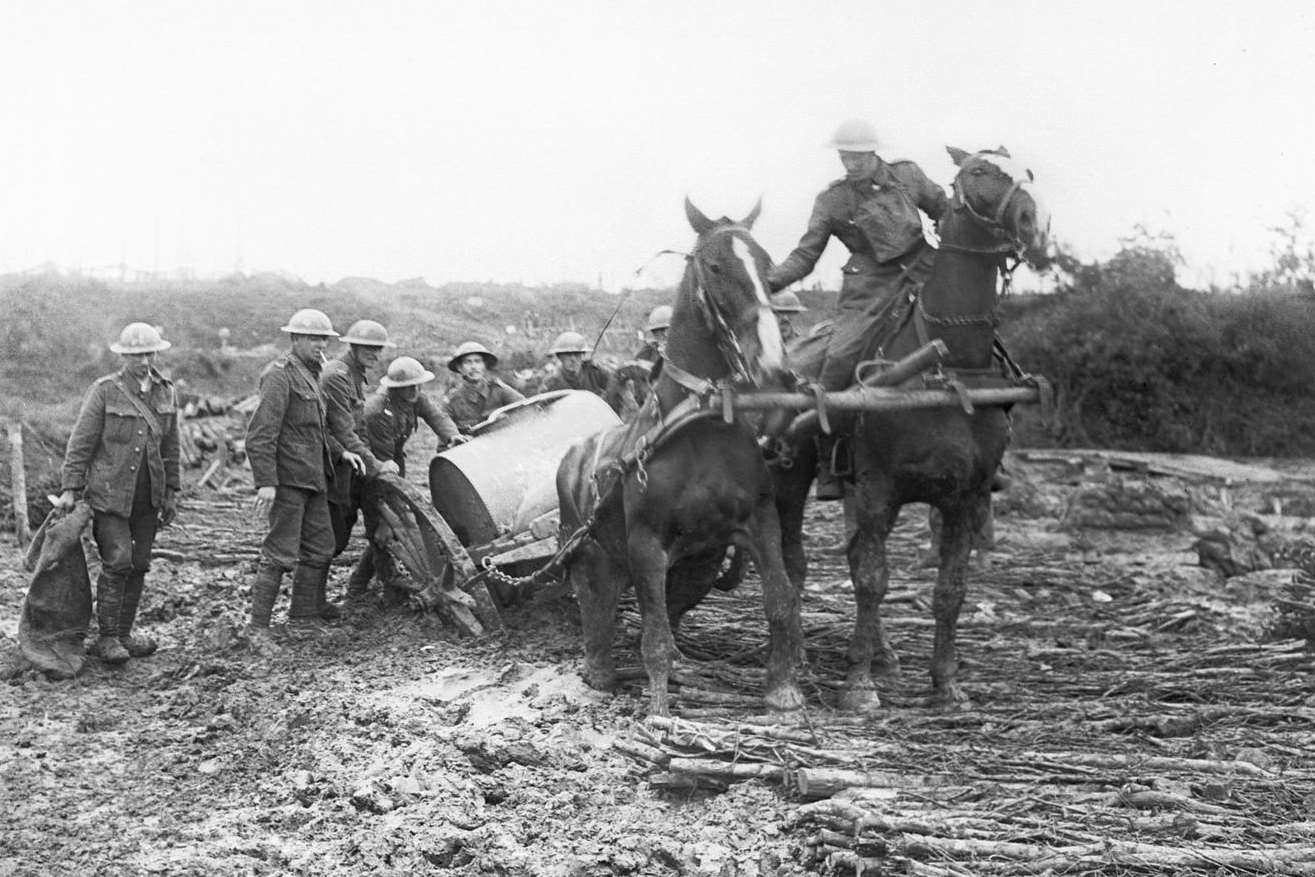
769,118,949,497
444,341,525,434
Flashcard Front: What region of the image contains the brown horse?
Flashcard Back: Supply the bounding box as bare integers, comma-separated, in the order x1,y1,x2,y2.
557,199,804,717
774,146,1051,710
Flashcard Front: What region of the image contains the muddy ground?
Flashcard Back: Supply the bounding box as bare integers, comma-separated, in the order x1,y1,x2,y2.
2,447,1314,876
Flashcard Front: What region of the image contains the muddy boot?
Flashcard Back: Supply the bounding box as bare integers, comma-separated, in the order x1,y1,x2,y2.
118,572,158,658
345,545,376,601
95,573,130,665
814,436,845,501
247,563,284,653
287,563,329,637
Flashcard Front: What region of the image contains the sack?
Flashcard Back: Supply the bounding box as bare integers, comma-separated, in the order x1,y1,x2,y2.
854,184,924,263
18,504,95,679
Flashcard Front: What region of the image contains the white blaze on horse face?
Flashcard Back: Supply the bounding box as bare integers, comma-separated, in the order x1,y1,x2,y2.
732,236,784,371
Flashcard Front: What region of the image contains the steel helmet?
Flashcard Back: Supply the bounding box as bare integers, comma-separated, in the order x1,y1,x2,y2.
339,319,396,347
448,340,497,372
550,331,590,356
770,291,806,314
828,119,880,152
645,305,673,333
280,308,339,337
109,322,172,354
379,355,436,388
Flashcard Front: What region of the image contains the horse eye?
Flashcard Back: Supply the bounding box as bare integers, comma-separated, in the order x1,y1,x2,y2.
971,167,986,176
707,263,723,275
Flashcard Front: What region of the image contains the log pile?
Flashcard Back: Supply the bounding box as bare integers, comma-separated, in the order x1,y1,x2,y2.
606,507,1315,876
177,394,255,491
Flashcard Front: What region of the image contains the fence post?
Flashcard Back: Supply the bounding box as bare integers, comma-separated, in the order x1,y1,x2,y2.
6,419,30,547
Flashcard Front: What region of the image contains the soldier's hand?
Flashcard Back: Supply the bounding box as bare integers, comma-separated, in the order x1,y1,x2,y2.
159,489,179,527
342,451,366,476
379,459,400,476
448,434,471,445
254,486,276,516
52,490,78,512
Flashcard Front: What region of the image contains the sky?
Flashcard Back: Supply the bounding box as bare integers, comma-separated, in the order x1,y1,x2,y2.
2,1,1312,293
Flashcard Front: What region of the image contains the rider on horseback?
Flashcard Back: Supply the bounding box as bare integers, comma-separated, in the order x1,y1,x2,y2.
769,118,948,498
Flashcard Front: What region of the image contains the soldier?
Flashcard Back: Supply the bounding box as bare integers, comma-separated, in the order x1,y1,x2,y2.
347,356,469,597
444,341,525,434
54,322,180,664
634,305,671,367
769,290,807,344
321,319,398,612
244,309,367,648
539,331,633,415
769,118,949,498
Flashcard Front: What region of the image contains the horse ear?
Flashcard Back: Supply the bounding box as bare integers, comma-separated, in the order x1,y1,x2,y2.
946,146,971,166
996,145,1011,158
741,198,763,230
685,197,715,235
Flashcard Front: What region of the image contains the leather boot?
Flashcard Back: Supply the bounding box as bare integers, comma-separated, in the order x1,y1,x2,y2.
814,436,845,502
118,572,158,658
249,563,284,628
95,573,130,665
287,563,328,636
345,545,376,600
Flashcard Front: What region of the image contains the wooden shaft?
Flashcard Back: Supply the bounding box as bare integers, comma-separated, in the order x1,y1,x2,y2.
860,339,949,387
6,420,30,546
722,386,1040,412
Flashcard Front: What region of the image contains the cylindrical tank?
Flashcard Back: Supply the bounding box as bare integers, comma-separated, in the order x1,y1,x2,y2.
428,391,621,547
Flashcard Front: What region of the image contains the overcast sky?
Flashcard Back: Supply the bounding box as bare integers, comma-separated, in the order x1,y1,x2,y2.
2,1,1311,292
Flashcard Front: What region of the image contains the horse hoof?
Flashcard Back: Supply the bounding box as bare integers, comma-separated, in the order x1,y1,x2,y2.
839,685,882,714
932,684,972,711
764,683,805,713
581,662,618,692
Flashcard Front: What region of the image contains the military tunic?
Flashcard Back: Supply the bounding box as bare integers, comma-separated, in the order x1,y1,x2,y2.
769,159,948,390
539,360,630,414
245,353,336,568
364,388,461,478
445,378,524,434
320,352,382,506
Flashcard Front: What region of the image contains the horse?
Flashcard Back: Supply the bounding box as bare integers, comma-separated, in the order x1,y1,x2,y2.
556,199,804,717
773,146,1051,711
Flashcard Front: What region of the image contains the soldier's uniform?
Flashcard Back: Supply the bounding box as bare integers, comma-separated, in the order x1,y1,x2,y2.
540,361,632,414
61,366,180,659
244,352,338,627
320,351,382,556
769,158,948,390
363,388,460,477
445,378,524,434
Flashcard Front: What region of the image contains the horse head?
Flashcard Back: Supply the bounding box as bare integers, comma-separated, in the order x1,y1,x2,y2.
674,198,788,387
946,146,1050,266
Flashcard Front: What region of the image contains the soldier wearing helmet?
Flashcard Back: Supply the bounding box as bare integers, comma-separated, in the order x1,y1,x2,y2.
769,290,807,343
634,305,672,367
444,341,525,434
54,322,180,665
243,309,370,648
769,119,949,498
319,319,399,610
538,330,630,413
345,356,468,599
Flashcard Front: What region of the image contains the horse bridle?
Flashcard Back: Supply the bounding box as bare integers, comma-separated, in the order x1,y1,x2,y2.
946,158,1034,258
679,225,774,387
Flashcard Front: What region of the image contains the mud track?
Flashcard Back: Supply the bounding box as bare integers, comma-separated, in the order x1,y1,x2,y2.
2,449,1313,876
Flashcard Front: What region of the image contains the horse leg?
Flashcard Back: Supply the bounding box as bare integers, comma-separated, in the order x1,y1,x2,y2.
841,477,900,713
627,526,677,717
774,441,816,592
570,541,624,692
745,499,805,712
930,494,988,708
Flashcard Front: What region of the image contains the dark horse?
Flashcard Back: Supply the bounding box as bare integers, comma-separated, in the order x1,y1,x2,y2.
775,146,1051,710
557,199,804,716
